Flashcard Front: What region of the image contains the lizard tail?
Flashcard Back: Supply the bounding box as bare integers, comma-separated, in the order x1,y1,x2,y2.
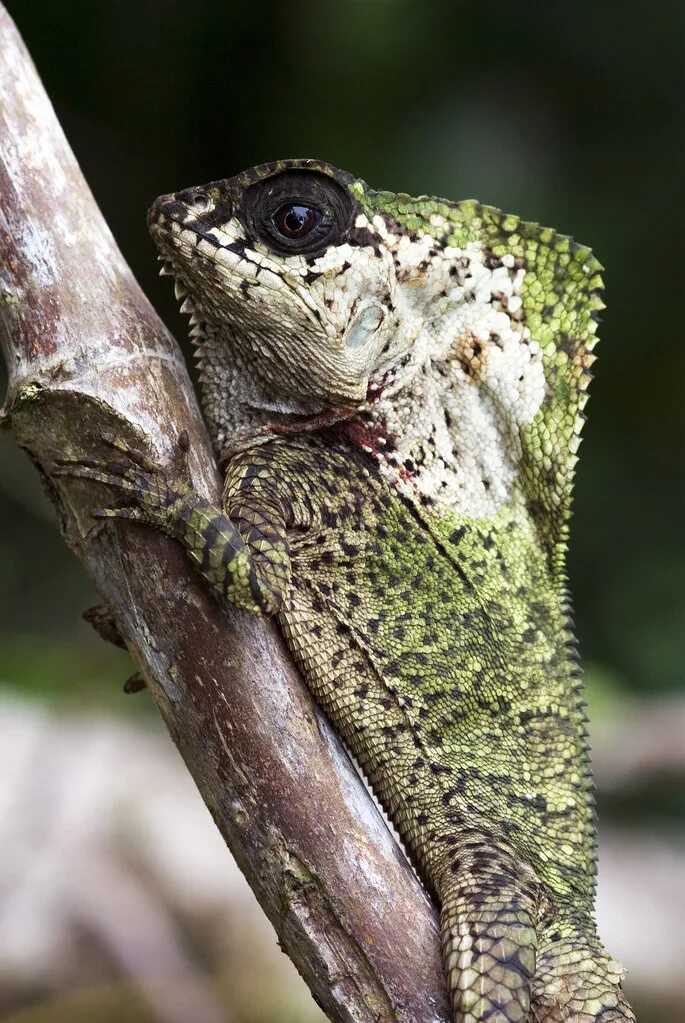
439,847,538,1023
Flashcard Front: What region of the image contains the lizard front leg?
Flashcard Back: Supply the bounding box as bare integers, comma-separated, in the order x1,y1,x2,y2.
55,433,291,615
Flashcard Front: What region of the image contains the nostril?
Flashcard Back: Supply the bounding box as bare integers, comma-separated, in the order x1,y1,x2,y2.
178,187,210,210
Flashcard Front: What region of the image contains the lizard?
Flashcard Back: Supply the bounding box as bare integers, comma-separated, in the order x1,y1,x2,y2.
57,159,635,1023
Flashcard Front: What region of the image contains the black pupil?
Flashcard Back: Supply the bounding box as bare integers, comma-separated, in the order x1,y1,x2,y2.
274,203,319,239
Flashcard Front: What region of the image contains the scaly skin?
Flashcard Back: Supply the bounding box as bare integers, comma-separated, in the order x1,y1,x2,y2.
58,160,634,1022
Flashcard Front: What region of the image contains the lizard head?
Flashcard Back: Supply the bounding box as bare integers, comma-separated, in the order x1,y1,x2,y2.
148,159,444,453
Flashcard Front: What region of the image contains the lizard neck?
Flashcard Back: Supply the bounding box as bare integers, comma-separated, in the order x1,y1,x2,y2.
196,322,346,464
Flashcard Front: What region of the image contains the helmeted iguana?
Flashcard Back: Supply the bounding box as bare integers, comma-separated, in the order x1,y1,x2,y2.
58,159,634,1023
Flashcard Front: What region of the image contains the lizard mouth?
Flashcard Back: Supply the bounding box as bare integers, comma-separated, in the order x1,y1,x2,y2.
257,380,385,438
260,405,358,436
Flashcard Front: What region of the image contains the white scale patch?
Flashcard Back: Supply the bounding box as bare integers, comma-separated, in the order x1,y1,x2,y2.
365,228,546,519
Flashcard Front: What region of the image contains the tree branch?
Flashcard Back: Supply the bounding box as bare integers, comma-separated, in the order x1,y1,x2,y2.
0,7,448,1023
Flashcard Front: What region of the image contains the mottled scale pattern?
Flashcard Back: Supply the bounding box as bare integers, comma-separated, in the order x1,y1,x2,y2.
59,159,634,1022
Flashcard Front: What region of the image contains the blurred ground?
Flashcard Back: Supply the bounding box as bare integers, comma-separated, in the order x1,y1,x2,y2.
0,694,683,1022
1,2,683,1021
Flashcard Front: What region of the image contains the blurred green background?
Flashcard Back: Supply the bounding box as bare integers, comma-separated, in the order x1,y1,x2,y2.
1,2,683,1022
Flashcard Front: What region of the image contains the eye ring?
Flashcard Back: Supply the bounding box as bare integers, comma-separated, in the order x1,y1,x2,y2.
243,170,355,256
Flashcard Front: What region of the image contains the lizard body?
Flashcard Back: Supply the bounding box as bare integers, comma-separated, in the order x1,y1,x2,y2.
60,160,634,1022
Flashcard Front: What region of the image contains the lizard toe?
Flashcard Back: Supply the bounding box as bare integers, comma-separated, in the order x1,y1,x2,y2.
99,431,160,472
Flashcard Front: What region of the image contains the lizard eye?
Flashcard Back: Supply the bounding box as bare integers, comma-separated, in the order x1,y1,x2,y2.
272,203,322,240
243,170,354,257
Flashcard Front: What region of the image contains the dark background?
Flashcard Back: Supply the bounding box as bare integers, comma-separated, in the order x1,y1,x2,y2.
1,3,683,1022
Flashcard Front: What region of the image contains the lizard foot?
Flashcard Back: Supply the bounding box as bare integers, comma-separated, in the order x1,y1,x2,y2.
55,430,193,534
56,432,270,614
531,926,635,1023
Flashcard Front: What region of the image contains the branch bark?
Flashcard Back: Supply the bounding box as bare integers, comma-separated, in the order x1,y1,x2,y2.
0,7,449,1023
